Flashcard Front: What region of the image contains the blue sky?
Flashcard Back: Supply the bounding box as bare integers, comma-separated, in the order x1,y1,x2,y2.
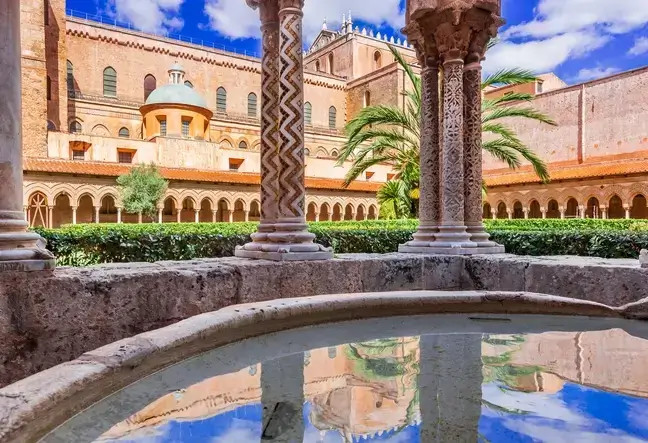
67,0,648,84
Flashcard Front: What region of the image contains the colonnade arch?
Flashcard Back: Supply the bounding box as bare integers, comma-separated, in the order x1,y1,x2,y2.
24,185,378,227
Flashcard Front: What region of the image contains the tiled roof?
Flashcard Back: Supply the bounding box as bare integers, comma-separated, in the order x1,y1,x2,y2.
23,157,382,193
484,158,648,187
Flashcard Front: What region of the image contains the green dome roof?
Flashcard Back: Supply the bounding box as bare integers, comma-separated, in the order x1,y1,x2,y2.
144,84,208,109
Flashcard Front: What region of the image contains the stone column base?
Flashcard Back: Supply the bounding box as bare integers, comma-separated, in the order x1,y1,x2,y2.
0,216,56,271
235,245,333,261
398,244,505,255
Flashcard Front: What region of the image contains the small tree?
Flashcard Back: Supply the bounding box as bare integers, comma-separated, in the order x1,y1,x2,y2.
117,164,168,220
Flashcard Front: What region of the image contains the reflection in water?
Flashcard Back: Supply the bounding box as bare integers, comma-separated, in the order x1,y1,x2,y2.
94,329,648,442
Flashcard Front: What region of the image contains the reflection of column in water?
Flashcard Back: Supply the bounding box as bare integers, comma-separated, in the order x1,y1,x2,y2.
419,334,483,442
261,353,305,442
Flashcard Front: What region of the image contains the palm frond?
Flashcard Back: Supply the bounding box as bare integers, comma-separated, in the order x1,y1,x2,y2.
482,92,534,109
482,68,538,90
482,139,523,170
483,106,557,126
378,180,412,219
389,44,421,105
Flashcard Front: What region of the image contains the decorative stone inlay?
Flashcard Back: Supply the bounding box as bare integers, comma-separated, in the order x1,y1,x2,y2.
0,0,55,271
237,0,331,260
400,0,504,255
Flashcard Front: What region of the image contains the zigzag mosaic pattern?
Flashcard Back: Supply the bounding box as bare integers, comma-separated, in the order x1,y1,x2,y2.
259,23,281,222
278,10,305,219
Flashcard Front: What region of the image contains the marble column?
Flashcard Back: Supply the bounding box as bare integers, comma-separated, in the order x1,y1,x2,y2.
523,208,529,219
244,210,249,222
463,57,503,252
419,334,483,441
0,0,54,270
94,206,100,224
176,209,181,223
625,205,631,219
228,210,233,223
211,210,217,223
117,207,123,224
47,206,54,229
237,0,280,250
138,212,143,224
72,206,78,225
399,53,441,252
314,211,320,222
261,353,305,442
491,210,496,220
156,208,162,224
236,0,332,261
541,209,547,219
560,208,565,219
194,209,200,223
507,209,512,220
433,53,476,249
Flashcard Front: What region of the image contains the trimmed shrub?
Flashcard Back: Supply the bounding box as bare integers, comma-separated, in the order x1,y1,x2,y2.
34,219,648,266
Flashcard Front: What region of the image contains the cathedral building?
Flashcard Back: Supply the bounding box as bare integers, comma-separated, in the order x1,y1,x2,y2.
20,1,648,228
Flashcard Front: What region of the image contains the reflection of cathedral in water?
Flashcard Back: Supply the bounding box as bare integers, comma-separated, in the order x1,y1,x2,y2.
98,329,648,442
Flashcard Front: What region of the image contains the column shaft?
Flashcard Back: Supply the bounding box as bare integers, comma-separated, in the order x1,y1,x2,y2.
117,208,123,224
194,209,200,223
253,0,280,242
433,58,475,249
400,56,440,251
72,206,77,225
212,210,217,223
0,0,54,269
94,206,100,224
464,64,500,250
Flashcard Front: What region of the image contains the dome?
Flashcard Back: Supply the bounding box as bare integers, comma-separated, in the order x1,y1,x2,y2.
144,84,208,109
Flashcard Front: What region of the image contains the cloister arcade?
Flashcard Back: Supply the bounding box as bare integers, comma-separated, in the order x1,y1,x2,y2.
484,190,648,220
24,185,378,228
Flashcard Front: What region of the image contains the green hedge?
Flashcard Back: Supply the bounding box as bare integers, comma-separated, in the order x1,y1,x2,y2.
33,219,648,266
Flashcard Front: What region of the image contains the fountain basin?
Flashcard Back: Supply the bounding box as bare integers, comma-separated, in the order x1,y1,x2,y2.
1,291,647,442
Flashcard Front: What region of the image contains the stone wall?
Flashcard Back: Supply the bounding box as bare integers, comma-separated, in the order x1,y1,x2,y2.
0,254,646,387
483,67,648,171
20,0,48,157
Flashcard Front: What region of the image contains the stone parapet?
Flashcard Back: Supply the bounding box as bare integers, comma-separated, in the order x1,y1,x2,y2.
2,289,648,443
0,254,646,388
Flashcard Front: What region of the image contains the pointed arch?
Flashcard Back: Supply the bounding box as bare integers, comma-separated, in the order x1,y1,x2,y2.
144,74,156,101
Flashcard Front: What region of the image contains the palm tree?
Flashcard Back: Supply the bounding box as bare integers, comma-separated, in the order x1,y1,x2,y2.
337,44,556,218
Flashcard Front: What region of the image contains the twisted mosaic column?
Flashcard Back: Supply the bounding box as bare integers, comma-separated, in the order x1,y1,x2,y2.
0,0,54,271
399,55,440,251
463,61,503,251
238,0,281,252
239,0,331,260
433,56,476,249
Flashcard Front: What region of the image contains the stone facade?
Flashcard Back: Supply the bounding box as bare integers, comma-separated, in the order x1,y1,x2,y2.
16,1,648,229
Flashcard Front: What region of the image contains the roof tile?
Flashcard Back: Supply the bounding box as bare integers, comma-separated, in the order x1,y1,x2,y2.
23,158,382,193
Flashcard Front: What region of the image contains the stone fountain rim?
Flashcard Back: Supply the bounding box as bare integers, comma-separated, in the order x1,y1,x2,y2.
1,290,646,443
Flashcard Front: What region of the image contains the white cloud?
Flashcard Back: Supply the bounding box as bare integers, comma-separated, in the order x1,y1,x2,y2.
504,0,648,39
107,0,185,33
573,66,621,82
203,0,404,43
628,37,648,56
483,31,610,75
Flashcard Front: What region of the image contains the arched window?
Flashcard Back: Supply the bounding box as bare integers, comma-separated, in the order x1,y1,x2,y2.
315,60,321,71
483,203,492,219
119,127,130,138
66,60,74,92
103,67,117,97
364,91,371,108
304,102,312,125
216,87,227,113
46,76,51,100
239,141,248,149
69,121,82,134
47,120,56,131
331,149,339,158
328,53,334,74
247,93,257,118
374,51,382,69
144,74,156,101
328,106,337,129
184,80,193,88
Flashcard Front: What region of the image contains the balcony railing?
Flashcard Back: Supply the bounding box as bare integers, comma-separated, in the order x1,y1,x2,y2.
66,9,260,59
